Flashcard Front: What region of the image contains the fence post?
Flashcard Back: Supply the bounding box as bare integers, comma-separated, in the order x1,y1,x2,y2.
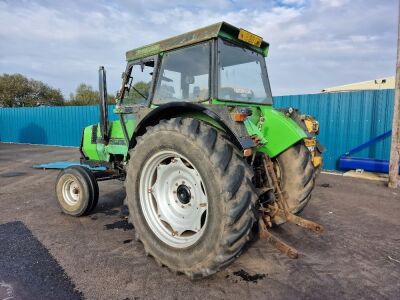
389,1,400,189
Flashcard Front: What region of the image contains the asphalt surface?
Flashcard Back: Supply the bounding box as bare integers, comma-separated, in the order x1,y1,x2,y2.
0,221,82,300
0,143,399,300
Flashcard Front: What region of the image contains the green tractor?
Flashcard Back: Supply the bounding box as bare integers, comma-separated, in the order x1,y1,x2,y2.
56,22,324,278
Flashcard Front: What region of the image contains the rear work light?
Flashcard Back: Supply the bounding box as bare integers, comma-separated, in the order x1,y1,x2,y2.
232,112,248,122
231,108,252,122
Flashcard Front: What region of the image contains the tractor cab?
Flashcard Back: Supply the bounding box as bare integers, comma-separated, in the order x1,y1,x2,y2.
119,23,272,107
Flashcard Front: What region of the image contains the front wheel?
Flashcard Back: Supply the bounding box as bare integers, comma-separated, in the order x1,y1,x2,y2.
126,118,257,279
55,166,99,216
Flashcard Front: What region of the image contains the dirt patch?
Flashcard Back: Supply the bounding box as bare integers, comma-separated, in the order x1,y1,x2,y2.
319,183,331,188
0,171,27,177
104,220,134,231
233,269,266,283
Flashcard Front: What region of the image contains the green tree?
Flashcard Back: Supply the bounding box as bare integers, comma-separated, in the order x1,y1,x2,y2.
0,73,64,107
69,84,98,105
123,81,151,104
67,83,116,106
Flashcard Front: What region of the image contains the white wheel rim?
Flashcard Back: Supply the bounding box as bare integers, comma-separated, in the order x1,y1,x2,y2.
139,150,208,248
62,177,81,206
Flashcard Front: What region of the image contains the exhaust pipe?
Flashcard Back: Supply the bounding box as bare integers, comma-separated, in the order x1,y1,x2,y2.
98,66,109,142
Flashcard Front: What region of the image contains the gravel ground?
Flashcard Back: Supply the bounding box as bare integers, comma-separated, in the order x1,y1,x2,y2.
0,143,399,300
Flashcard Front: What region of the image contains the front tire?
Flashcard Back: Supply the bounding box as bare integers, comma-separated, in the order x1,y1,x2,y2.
55,166,99,216
126,118,257,279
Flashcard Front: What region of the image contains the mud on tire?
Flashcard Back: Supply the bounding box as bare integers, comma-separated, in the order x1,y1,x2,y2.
125,118,258,279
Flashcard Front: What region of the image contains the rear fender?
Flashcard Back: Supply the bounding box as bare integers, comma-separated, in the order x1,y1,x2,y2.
246,106,307,158
130,102,256,151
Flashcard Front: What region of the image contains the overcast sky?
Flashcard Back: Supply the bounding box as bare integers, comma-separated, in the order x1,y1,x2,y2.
0,0,397,97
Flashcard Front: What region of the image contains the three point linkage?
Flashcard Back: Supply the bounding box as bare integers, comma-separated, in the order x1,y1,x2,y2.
258,154,324,258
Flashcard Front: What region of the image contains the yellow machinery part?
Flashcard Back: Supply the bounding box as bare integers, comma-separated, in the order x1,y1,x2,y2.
304,117,319,133
311,152,322,167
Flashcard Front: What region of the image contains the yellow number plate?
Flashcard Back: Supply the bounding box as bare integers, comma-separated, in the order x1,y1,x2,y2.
238,29,263,47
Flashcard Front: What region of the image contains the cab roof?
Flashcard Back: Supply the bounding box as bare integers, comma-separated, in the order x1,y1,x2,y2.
125,22,269,62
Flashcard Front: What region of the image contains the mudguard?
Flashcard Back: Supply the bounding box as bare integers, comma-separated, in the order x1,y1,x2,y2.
245,105,307,158
129,102,256,150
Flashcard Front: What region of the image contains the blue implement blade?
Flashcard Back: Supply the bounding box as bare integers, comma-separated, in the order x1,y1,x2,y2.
32,161,106,171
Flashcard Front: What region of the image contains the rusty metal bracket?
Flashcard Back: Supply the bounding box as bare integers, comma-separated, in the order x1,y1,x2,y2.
257,153,324,258
286,212,324,234
258,219,298,259
262,154,324,234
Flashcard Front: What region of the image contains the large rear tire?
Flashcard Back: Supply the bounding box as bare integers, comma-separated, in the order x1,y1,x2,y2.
274,142,316,214
126,118,257,279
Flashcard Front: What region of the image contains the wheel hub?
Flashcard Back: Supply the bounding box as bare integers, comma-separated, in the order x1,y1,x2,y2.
176,184,191,205
62,178,80,206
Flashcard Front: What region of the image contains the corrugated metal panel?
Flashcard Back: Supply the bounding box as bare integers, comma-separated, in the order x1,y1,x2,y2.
0,105,116,147
274,89,394,170
0,89,395,171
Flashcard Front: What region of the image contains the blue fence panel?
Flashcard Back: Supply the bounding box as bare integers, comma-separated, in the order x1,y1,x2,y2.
0,89,395,171
274,89,394,170
0,105,116,147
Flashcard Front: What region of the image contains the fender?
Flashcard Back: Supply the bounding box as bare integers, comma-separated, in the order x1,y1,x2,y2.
252,105,307,157
129,102,256,150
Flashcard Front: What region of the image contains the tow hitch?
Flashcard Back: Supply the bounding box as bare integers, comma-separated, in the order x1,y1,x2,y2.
258,154,324,258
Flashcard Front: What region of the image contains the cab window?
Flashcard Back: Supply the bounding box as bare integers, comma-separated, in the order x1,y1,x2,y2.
123,61,154,105
153,42,210,104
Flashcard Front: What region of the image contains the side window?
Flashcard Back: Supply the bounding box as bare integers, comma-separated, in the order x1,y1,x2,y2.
123,61,154,105
153,42,210,104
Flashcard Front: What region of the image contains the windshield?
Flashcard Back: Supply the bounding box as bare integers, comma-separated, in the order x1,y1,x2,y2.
218,39,272,104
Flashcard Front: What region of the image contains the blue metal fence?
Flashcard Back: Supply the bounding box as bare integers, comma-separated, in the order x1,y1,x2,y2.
274,89,394,170
0,105,116,147
0,89,395,171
